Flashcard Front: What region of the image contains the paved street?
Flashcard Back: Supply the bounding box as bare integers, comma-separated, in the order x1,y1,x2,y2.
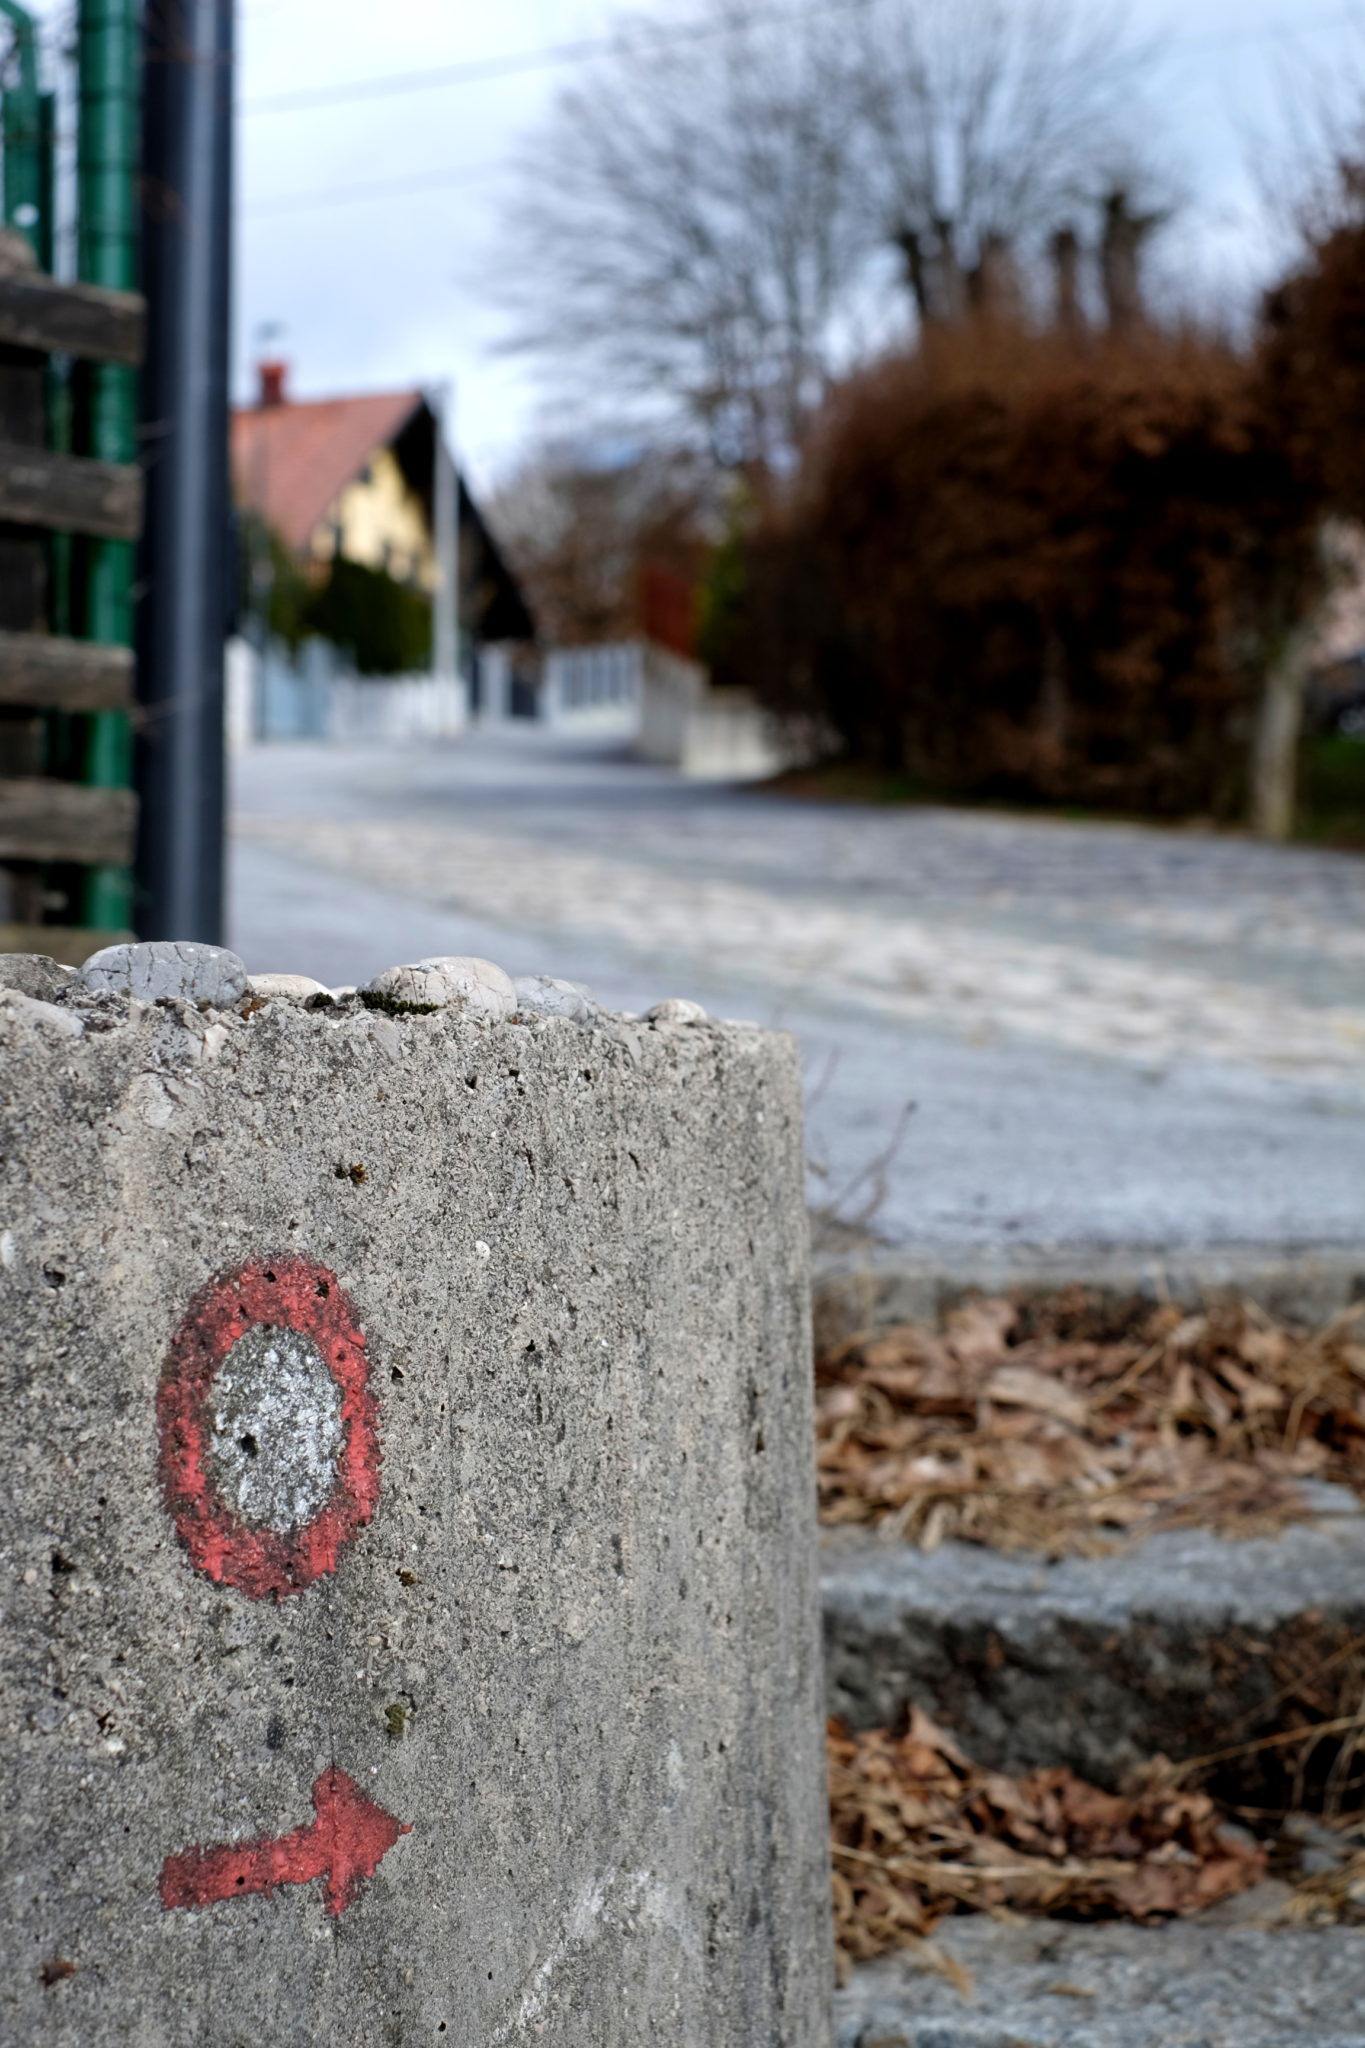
230,727,1365,1254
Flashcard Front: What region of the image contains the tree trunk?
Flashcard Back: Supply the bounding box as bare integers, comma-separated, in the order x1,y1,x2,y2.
897,219,967,326
1050,226,1082,335
1249,624,1314,841
970,233,1021,324
1100,190,1160,336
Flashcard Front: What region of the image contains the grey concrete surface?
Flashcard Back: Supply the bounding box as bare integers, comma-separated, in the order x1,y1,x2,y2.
229,731,1365,1257
0,983,830,2046
836,1913,1365,2047
822,1494,1365,1786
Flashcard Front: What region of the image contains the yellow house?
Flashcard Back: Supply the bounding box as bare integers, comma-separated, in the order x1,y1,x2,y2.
231,361,533,647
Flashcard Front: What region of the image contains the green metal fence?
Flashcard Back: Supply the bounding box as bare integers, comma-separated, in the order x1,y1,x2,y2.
0,0,139,940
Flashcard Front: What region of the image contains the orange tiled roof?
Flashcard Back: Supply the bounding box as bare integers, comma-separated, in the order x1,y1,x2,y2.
231,389,426,552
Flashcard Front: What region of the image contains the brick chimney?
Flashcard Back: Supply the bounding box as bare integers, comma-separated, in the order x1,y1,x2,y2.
257,359,288,409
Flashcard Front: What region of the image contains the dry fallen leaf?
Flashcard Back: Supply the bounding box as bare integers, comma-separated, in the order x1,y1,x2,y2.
816,1290,1365,1555
983,1365,1090,1428
828,1707,1267,1969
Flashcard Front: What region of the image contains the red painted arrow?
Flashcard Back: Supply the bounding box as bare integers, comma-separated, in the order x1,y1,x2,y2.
160,1767,410,1918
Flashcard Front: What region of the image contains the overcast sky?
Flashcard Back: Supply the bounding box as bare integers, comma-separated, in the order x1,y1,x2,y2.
28,1,1365,487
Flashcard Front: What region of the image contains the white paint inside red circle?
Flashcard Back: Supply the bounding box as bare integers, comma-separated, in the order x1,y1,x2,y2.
207,1326,343,1531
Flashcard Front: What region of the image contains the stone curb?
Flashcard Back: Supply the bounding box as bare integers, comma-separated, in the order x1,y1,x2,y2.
813,1243,1365,1349
822,1487,1365,1789
835,1914,1365,2048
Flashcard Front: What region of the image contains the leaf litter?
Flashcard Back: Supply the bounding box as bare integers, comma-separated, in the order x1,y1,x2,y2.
818,1290,1365,1979
828,1707,1268,1983
817,1288,1365,1555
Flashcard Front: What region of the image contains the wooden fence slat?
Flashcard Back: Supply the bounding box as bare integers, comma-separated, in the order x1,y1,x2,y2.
0,443,141,540
0,274,144,366
0,630,132,710
0,778,136,864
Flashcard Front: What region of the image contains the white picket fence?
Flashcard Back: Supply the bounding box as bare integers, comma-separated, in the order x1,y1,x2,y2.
541,644,642,734
227,631,806,783
633,642,795,779
542,641,792,777
226,636,468,748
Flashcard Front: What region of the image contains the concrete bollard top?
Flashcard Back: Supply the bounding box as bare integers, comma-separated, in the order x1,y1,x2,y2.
0,954,831,2047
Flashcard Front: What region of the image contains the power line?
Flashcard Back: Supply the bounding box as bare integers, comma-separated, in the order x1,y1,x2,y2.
242,162,493,214
243,2,1356,119
242,0,872,116
240,6,1361,215
244,31,642,114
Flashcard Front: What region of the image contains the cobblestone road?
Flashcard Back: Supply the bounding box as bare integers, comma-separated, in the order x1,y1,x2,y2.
230,730,1365,1254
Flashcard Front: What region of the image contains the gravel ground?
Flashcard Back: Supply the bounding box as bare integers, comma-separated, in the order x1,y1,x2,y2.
836,1908,1365,2046
229,729,1365,1253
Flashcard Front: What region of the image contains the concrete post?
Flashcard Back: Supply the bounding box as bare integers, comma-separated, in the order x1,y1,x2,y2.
1249,619,1313,842
0,952,832,2046
429,382,458,690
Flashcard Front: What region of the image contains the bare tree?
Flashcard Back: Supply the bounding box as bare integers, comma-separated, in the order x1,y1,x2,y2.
496,3,872,473
496,0,1159,461
489,440,719,646
847,0,1155,323
1245,19,1365,260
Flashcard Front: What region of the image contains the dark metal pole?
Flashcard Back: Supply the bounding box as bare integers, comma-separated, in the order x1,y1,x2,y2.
134,0,233,942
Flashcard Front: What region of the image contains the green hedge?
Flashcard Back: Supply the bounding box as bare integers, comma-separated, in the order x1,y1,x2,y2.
243,521,433,676
304,558,432,676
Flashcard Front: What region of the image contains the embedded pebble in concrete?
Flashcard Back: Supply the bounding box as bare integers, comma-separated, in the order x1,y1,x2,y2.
75,940,249,1008
0,952,74,1001
513,973,601,1023
0,987,84,1036
207,1325,344,1531
246,972,330,1003
364,954,517,1019
647,997,708,1024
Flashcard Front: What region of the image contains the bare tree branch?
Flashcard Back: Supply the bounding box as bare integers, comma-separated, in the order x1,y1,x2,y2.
849,0,1158,320
496,1,873,470
494,0,1161,459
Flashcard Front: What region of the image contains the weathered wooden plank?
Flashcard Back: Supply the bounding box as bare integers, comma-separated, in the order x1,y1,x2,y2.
0,778,136,864
0,343,46,630
0,443,141,540
0,923,131,967
0,273,143,366
0,630,133,711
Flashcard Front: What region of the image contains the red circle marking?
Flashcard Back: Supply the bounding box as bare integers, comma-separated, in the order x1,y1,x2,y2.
157,1257,381,1599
